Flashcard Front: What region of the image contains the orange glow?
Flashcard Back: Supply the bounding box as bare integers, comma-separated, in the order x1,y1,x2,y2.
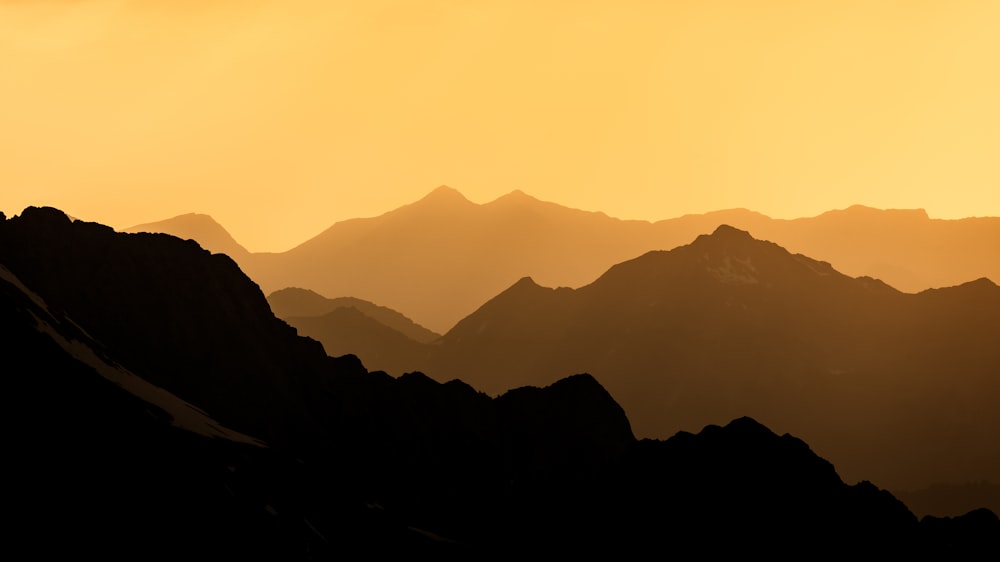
2,1,999,251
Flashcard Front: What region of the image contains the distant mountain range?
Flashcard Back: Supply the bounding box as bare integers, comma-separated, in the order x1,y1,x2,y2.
124,186,1000,333
267,287,439,343
4,206,997,554
266,287,439,374
269,223,1000,503
121,189,1000,498
408,225,999,497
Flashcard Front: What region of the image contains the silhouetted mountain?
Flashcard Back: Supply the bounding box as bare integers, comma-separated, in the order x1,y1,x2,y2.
239,186,664,332
124,212,251,260
0,206,629,553
410,225,1000,496
3,206,338,445
129,187,997,332
4,207,995,554
282,306,430,374
0,253,441,557
590,417,920,555
268,287,439,343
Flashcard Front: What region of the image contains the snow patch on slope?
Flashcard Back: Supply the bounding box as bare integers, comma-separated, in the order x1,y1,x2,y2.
1,265,266,447
704,255,759,285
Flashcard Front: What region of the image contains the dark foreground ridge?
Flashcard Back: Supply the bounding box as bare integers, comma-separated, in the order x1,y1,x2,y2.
417,223,1000,496
1,207,996,557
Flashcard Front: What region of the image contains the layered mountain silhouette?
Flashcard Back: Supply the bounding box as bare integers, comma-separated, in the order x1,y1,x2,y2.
267,287,438,374
126,187,1000,333
351,224,1000,501
125,212,251,261
268,287,439,343
2,258,341,557
4,206,996,554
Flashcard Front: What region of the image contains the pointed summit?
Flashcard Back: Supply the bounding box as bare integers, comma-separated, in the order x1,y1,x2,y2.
688,224,760,252
511,276,540,289
400,185,475,216
420,185,471,204
710,224,755,239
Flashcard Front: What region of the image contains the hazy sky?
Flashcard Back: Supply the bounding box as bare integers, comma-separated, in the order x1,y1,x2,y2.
3,1,999,251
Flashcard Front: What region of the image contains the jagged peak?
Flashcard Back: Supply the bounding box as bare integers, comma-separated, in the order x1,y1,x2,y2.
689,224,757,248
9,206,114,237
511,276,541,289
17,205,73,225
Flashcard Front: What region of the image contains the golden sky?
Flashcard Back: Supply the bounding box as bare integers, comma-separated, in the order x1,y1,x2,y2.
2,0,999,251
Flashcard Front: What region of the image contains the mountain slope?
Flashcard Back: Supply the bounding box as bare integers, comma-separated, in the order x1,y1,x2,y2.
268,287,439,343
127,188,1000,333
283,306,431,374
414,225,1000,493
0,206,632,551
0,256,394,558
242,186,660,332
2,207,995,553
124,212,251,260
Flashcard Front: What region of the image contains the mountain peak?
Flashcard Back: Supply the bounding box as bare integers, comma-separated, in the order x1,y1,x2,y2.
401,186,475,215
124,212,248,258
421,185,470,203
492,189,538,204
688,224,758,250
710,224,754,239
18,206,73,226
509,276,541,291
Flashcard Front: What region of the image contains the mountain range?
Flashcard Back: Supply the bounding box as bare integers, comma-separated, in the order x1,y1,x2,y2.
124,186,1000,333
266,287,438,375
267,224,1000,505
4,206,997,554
122,188,1000,499
267,287,439,343
422,224,1000,493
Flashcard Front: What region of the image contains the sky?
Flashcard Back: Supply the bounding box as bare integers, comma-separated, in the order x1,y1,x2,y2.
2,0,999,252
